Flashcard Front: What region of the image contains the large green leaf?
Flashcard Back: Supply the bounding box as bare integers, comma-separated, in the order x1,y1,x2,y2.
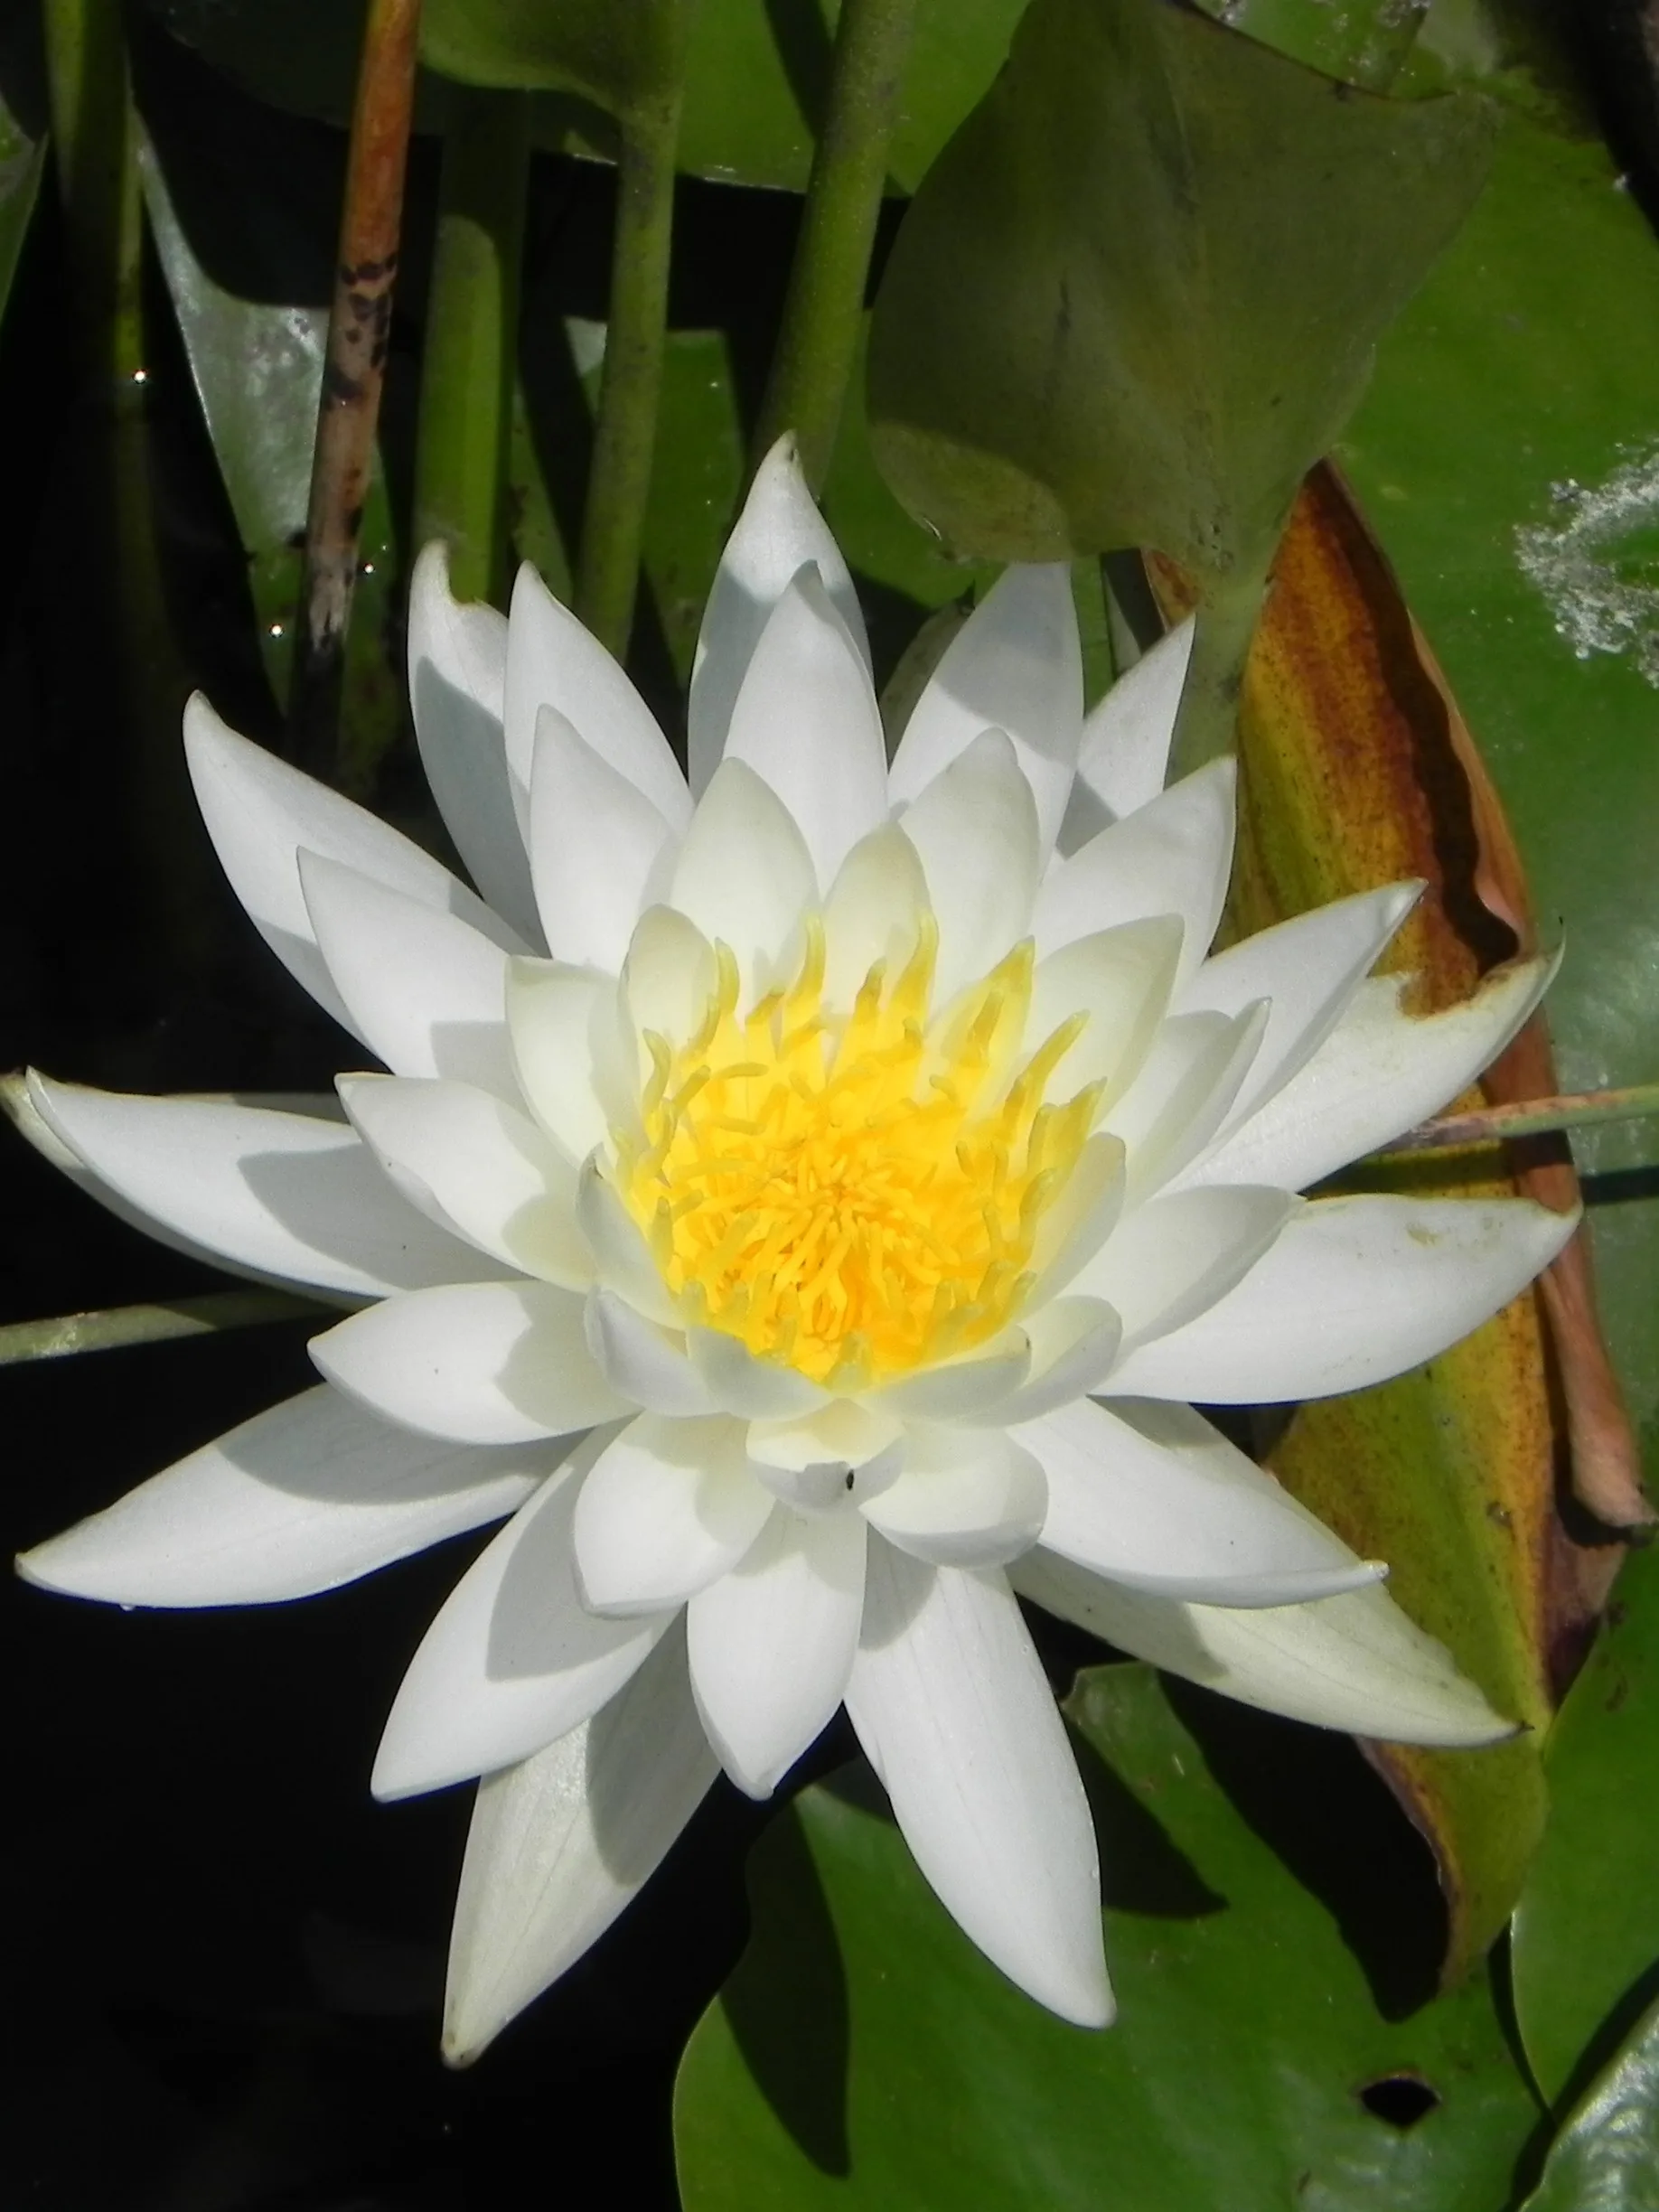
675,1666,1537,2208
1520,1994,1659,2210
147,0,1026,192
1341,109,1659,1440
865,0,1494,580
1511,1542,1659,2106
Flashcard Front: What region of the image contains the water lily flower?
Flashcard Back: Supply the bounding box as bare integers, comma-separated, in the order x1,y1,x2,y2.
16,439,1572,2056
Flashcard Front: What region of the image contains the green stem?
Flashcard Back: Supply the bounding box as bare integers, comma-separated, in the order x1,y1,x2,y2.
1166,552,1275,782
752,0,919,492
0,1290,321,1367
413,89,530,607
42,0,143,394
1384,1082,1659,1157
576,55,689,658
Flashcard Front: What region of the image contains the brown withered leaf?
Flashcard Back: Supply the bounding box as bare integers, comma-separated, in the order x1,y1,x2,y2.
1146,460,1641,1979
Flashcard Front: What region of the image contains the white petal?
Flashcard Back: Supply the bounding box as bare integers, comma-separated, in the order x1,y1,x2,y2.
688,1505,867,1795
979,1297,1122,1425
1104,1192,1578,1402
889,565,1083,855
575,1157,680,1326
585,1289,715,1414
863,1335,1032,1420
443,1622,717,2064
688,433,869,796
312,1279,632,1443
528,708,677,972
745,1400,902,1476
1073,1185,1294,1351
1013,1553,1514,1746
1101,1005,1268,1203
573,1413,773,1614
300,852,519,1100
668,761,817,998
821,823,930,1012
622,904,718,1050
372,1443,667,1799
1059,617,1195,848
845,1545,1111,2026
1034,759,1235,982
721,567,888,891
687,1327,830,1418
1019,1397,1382,1606
1178,882,1422,1139
1025,915,1184,1110
339,1075,589,1287
184,696,520,1038
863,1427,1046,1567
1027,1134,1128,1302
29,1075,496,1298
898,729,1043,1004
16,1385,543,1607
503,562,690,833
507,959,632,1165
408,539,539,943
1184,954,1558,1194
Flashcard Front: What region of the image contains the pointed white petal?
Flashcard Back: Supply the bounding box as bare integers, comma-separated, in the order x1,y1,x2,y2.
863,1427,1046,1568
863,1335,1032,1420
1028,1134,1128,1303
668,761,818,999
528,708,677,972
898,729,1043,1004
312,1279,632,1443
1101,1005,1268,1203
688,434,868,795
503,563,689,833
1104,1192,1578,1402
721,568,888,891
977,1297,1122,1425
1013,1553,1514,1746
1019,1398,1381,1606
687,1327,830,1418
184,696,521,1038
443,1623,717,2064
372,1443,666,1799
585,1289,714,1414
889,566,1083,855
16,1385,544,1607
1026,914,1185,1110
622,904,718,1050
1073,1185,1294,1351
821,823,930,1011
1178,882,1422,1140
300,852,518,1100
1034,759,1235,982
688,1504,867,1796
1060,617,1195,847
575,1156,680,1326
29,1075,496,1298
1184,954,1558,1194
507,960,632,1165
745,1401,901,1476
339,1075,589,1288
573,1413,773,1614
408,539,540,943
845,1545,1111,2026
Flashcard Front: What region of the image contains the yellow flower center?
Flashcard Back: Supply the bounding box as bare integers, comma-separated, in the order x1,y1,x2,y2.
613,915,1100,1388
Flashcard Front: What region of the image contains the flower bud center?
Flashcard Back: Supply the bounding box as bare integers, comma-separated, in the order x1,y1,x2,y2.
613,916,1099,1388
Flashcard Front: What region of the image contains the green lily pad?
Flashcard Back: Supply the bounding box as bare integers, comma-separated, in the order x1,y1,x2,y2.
1519,1993,1659,2210
675,1665,1537,2208
866,0,1495,579
1510,1542,1659,2107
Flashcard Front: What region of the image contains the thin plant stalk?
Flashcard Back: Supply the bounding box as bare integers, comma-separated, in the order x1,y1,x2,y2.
1386,1082,1659,1156
413,89,530,607
576,35,691,659
291,0,421,781
0,1291,320,1367
753,0,920,492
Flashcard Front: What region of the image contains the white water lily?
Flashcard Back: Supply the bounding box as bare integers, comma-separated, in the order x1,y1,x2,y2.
17,439,1572,2056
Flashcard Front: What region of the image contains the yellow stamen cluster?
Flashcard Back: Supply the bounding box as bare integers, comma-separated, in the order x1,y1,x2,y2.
613,915,1100,1388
